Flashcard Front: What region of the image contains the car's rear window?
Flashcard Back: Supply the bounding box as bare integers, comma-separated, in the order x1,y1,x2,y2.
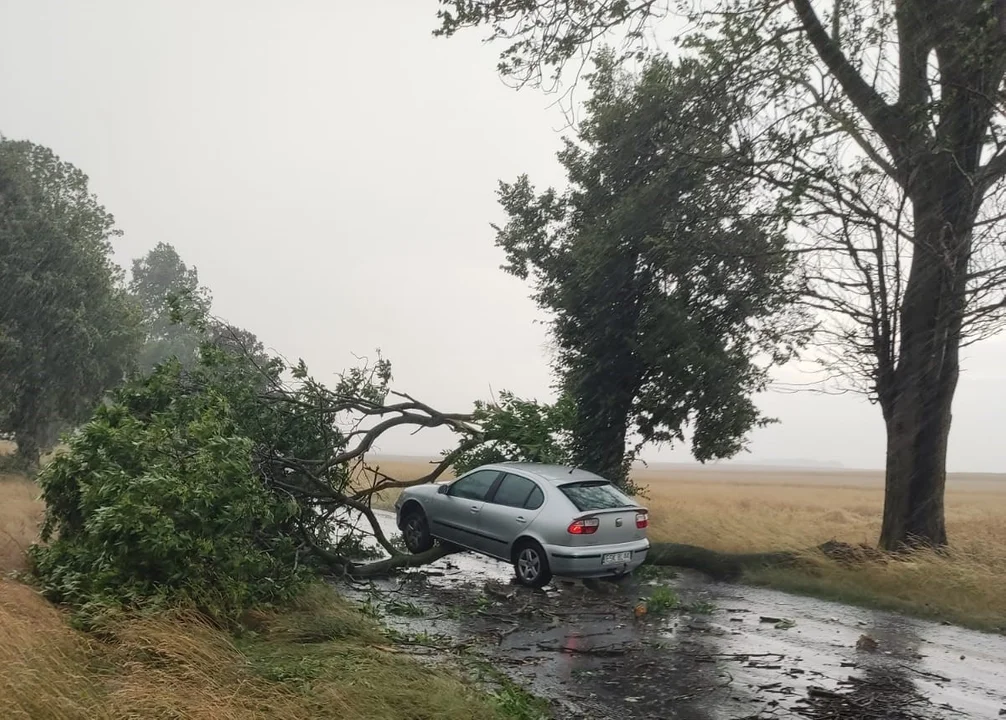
559,481,632,511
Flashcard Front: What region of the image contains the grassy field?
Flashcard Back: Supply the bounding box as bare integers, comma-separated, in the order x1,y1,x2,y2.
363,456,1006,631
0,447,537,720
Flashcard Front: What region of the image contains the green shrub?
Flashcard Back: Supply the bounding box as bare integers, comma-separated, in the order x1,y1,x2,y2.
30,359,310,625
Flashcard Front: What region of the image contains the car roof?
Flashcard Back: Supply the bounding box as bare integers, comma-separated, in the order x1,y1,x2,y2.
485,462,608,485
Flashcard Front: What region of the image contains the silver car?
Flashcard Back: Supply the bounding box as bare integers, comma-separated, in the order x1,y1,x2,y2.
394,462,650,587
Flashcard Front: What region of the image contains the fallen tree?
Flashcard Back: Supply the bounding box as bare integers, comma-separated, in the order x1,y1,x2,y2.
31,331,885,624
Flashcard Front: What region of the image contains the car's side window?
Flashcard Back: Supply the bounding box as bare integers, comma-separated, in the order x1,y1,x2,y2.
524,485,544,510
447,470,500,501
490,473,539,508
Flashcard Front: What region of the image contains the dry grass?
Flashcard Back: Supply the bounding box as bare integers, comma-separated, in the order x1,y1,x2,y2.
0,577,510,720
635,464,1006,630
0,450,519,720
0,471,43,575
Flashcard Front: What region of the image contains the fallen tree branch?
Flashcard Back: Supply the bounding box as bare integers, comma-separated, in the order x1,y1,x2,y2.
348,543,458,578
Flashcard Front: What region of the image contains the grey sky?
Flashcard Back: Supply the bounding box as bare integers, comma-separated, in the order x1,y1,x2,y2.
2,0,1004,471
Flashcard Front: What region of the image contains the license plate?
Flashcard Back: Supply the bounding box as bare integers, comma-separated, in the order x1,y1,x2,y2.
602,551,632,565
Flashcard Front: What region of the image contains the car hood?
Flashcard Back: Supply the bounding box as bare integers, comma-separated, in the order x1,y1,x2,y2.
398,482,445,501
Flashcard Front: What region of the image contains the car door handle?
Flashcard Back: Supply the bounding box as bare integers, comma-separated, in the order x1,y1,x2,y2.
515,516,527,524
470,505,480,513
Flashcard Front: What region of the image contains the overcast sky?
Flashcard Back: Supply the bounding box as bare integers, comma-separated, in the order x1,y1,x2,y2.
2,0,1004,471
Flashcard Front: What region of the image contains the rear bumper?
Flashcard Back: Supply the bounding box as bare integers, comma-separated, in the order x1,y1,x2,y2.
543,538,650,578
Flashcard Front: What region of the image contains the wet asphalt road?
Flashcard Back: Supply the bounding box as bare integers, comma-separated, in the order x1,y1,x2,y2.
340,512,1006,719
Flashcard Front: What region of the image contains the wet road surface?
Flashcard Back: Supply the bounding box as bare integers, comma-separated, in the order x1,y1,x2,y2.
339,512,1006,719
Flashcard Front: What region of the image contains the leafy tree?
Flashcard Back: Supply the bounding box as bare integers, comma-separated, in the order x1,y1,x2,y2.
30,334,493,613
0,138,140,464
491,52,803,484
30,337,355,623
130,242,211,373
130,242,273,375
436,0,1006,548
31,360,309,624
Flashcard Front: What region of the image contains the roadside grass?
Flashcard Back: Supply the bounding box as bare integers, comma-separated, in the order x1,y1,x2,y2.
644,585,680,615
0,470,43,575
1,577,518,720
0,451,538,720
640,473,1006,632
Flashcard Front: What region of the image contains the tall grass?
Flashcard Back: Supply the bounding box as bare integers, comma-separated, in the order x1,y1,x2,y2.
0,578,513,720
0,452,525,720
0,472,43,575
640,471,1006,630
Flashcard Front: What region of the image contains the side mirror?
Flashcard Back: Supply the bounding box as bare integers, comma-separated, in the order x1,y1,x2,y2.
437,484,449,495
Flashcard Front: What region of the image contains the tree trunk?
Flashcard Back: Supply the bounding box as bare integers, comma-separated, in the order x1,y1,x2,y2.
14,432,41,467
572,394,634,485
566,252,646,486
880,387,954,550
878,168,970,551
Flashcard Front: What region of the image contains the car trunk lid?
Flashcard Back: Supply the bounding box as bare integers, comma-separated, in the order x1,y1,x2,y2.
558,480,648,546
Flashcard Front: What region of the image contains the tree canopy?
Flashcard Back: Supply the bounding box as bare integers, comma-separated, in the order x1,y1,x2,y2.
493,51,804,484
0,138,140,463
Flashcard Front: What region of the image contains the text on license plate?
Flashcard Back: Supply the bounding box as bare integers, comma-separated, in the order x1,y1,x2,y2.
602,551,632,565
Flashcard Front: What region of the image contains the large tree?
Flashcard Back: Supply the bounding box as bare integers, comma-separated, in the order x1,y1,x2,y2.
130,242,270,373
436,0,1006,549
130,242,211,373
0,138,140,463
492,52,803,485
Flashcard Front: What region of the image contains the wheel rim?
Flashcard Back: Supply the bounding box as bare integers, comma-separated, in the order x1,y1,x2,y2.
517,547,541,583
403,517,423,549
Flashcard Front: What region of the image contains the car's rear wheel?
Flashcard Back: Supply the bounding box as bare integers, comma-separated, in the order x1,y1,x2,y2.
400,508,433,554
513,540,552,588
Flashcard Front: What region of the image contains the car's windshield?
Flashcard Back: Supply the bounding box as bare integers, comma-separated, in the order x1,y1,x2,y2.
559,481,633,511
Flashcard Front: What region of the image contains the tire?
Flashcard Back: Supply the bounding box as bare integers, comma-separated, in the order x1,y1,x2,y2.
400,508,434,554
512,540,552,588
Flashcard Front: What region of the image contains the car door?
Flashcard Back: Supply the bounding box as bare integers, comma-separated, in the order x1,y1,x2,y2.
474,472,546,558
428,469,502,548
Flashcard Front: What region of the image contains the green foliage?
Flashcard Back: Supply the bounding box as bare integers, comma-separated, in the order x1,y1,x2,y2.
30,357,311,625
437,0,1006,551
486,675,549,720
645,585,680,615
685,600,716,615
493,51,804,483
26,328,419,623
0,138,141,463
450,390,575,474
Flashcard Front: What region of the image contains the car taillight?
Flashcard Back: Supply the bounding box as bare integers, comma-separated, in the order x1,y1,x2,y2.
567,518,599,535
635,512,648,529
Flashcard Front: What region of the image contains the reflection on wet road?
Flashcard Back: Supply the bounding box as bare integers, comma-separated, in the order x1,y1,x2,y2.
340,511,1006,719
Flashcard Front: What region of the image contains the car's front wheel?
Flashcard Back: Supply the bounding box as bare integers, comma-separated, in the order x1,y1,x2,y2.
400,509,434,554
512,540,552,588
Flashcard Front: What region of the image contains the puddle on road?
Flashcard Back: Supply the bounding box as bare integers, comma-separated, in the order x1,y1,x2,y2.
337,510,1006,719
